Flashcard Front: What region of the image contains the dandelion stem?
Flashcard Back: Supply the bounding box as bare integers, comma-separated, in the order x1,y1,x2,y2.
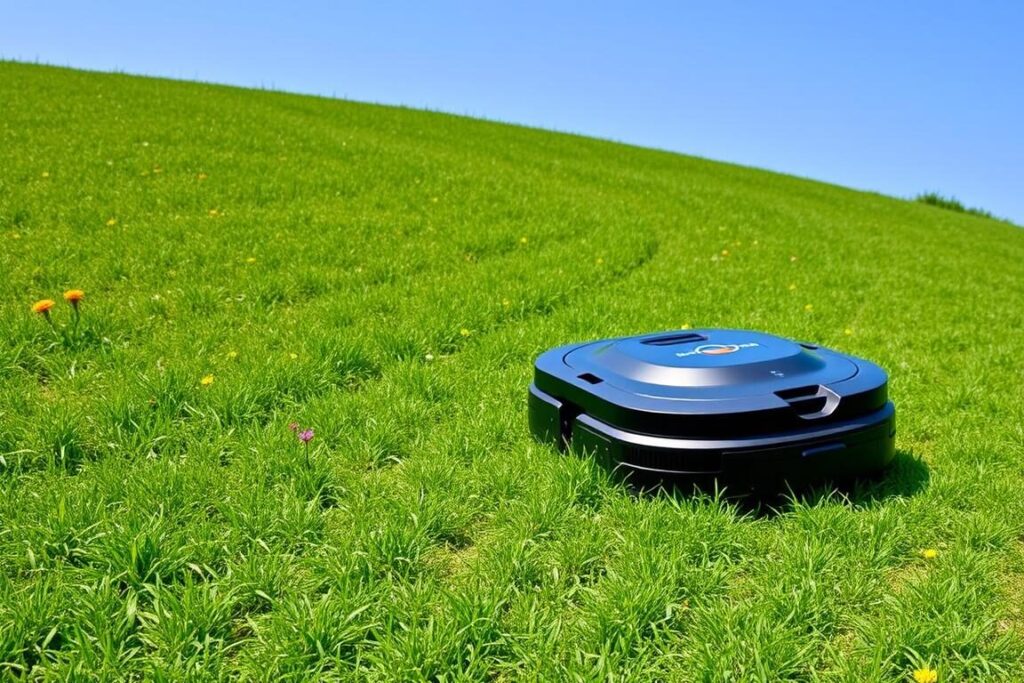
44,314,61,341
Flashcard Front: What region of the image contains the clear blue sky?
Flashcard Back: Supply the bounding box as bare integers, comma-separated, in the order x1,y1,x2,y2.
4,1,1021,223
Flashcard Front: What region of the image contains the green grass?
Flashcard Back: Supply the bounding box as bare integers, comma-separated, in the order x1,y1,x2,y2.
914,192,1004,223
2,61,1023,681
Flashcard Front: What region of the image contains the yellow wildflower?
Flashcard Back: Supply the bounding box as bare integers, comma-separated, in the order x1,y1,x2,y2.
844,328,854,336
921,548,938,560
245,257,257,264
200,374,215,387
519,236,528,245
197,172,208,180
106,218,117,227
913,665,938,683
460,328,471,337
804,304,814,312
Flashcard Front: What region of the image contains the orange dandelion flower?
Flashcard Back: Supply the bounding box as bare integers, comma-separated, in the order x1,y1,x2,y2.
31,299,55,315
64,289,85,304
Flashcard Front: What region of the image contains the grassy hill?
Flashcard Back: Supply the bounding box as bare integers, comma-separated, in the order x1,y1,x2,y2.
2,61,1023,681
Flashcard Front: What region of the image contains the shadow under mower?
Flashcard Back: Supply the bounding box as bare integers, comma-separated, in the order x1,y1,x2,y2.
529,329,896,494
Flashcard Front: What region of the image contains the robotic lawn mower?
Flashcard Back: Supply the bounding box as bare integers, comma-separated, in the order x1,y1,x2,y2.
528,329,895,491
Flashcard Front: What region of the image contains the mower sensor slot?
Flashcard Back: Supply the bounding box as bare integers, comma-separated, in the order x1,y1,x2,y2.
641,332,707,346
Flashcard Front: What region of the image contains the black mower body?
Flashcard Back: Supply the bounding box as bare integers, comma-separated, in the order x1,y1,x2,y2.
528,329,896,491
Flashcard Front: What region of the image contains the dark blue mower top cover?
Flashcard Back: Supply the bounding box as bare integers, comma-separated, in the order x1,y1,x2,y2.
528,329,896,491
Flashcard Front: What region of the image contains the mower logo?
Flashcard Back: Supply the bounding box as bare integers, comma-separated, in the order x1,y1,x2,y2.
675,342,760,358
